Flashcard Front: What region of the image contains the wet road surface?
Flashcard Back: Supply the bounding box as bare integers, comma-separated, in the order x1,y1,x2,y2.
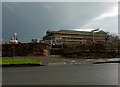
2,63,118,85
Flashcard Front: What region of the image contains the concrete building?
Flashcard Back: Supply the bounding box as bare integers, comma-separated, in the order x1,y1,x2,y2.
43,29,111,45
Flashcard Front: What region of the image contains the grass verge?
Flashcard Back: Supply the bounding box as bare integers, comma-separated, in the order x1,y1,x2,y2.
0,58,42,65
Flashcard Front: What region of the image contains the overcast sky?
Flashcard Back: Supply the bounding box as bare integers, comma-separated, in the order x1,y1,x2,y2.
2,2,118,42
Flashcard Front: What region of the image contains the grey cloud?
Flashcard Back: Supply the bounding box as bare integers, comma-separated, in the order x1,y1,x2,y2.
81,16,118,34
2,2,117,42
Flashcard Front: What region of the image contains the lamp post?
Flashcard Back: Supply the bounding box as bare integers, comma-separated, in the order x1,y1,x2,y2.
93,32,95,43
50,36,52,50
91,28,99,43
106,32,112,43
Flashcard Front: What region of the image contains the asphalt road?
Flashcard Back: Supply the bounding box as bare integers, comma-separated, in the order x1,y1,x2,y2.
2,63,118,85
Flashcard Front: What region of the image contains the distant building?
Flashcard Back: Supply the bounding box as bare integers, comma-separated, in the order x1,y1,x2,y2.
9,38,18,44
31,39,40,43
43,29,111,45
9,33,18,44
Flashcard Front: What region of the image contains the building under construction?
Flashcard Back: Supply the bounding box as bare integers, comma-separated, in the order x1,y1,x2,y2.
43,29,111,45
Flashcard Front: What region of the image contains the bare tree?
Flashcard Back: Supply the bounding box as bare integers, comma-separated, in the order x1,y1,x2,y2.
111,33,120,45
